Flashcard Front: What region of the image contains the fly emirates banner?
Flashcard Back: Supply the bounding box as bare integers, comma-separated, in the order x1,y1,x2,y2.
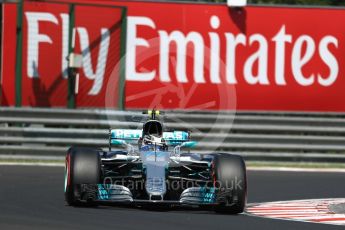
1,1,345,111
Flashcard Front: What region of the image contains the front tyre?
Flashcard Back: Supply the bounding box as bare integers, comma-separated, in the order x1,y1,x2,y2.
65,147,101,206
212,153,247,214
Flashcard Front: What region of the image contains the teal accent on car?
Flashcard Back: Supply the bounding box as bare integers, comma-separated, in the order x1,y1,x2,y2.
111,139,126,146
201,187,216,203
181,141,197,148
97,184,109,200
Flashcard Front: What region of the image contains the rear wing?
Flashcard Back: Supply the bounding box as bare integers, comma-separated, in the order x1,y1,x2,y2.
110,129,141,145
110,129,190,146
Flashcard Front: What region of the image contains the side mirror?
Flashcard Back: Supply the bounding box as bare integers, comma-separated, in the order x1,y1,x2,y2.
111,139,127,146
180,141,197,148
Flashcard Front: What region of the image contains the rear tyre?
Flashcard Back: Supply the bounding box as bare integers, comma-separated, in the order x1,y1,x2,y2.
65,147,101,206
212,153,247,214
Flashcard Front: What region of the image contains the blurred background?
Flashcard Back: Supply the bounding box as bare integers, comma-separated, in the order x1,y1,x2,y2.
1,0,345,169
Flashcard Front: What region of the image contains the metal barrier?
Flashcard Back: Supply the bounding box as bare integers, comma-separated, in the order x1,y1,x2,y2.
0,107,345,162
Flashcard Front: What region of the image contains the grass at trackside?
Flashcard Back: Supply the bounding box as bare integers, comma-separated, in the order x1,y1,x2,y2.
1,158,345,169
247,161,345,169
0,158,64,164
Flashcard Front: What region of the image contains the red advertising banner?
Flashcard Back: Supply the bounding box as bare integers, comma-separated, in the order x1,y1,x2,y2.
21,2,69,107
74,5,123,108
117,2,345,112
2,1,345,112
1,1,123,108
1,3,17,106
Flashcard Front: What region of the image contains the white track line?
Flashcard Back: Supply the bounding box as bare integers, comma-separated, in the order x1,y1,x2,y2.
247,167,345,173
246,198,345,226
0,162,64,167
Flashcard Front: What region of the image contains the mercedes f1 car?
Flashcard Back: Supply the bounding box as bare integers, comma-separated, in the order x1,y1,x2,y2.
64,110,247,213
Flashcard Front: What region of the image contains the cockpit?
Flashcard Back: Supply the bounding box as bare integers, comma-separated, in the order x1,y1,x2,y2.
143,120,163,137
140,120,167,151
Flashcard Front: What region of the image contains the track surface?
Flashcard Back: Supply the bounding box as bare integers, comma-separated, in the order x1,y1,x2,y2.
0,166,344,230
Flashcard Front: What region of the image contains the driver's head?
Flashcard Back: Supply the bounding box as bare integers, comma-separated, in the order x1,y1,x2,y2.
143,121,163,137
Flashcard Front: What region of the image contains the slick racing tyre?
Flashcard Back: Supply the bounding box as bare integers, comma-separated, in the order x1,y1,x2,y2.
65,147,101,206
212,153,247,214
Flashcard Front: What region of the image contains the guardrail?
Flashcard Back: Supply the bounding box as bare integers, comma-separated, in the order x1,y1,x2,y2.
0,107,345,162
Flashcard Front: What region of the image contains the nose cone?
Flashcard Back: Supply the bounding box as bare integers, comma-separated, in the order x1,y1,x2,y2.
141,151,170,199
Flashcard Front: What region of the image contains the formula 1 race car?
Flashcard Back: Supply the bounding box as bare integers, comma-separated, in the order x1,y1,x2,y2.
64,110,247,214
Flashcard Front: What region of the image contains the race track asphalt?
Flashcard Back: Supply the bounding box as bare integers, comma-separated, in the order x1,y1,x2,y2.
0,165,344,230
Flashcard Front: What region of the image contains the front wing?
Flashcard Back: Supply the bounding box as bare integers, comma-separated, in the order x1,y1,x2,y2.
78,184,219,206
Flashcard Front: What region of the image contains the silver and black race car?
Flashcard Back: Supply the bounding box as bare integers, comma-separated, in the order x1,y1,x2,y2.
64,110,247,214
